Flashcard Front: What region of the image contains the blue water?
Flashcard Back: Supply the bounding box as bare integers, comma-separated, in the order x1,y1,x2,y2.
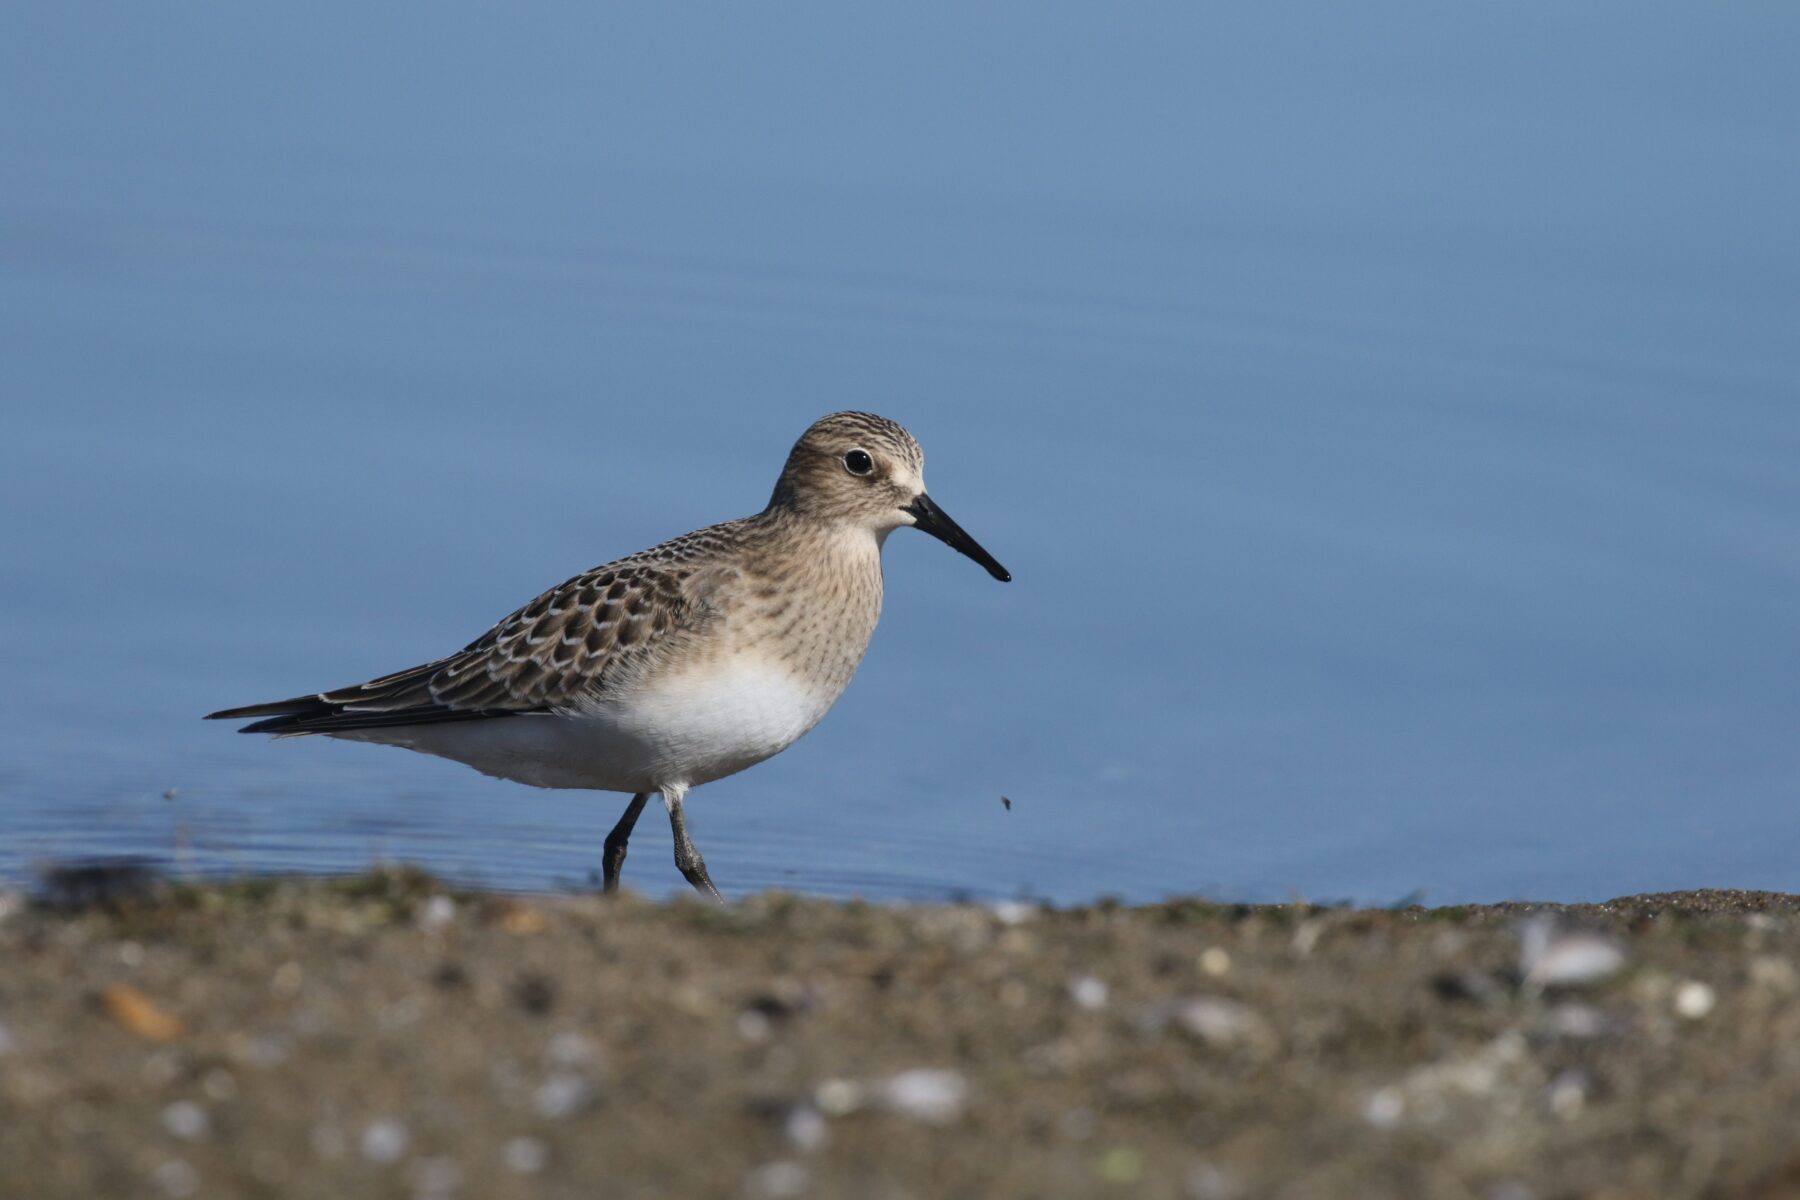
2,5,1796,904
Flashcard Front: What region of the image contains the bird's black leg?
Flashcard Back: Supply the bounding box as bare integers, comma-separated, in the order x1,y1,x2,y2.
602,792,650,894
664,788,723,903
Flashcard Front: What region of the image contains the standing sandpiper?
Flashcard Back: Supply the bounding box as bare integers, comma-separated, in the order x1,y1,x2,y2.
207,412,1010,900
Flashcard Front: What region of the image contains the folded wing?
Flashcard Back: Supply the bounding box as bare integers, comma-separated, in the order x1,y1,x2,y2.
206,562,703,735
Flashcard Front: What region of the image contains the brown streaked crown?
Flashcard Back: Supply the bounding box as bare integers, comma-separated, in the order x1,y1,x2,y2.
766,411,926,521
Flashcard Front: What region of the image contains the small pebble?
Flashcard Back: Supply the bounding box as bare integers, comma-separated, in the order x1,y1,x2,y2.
737,1008,773,1041
239,1033,292,1068
545,1031,597,1069
1546,1070,1589,1119
874,1068,968,1125
511,974,555,1016
990,900,1037,926
1096,1146,1143,1184
417,895,456,932
1518,917,1625,990
534,1072,598,1119
503,1136,549,1174
784,1103,829,1152
1363,1086,1405,1129
1674,980,1716,1019
1173,996,1272,1050
119,940,146,967
1022,1035,1080,1075
1187,1164,1238,1200
152,1159,199,1198
162,1101,208,1141
361,1118,410,1164
1541,1003,1609,1039
410,1156,462,1200
744,1160,811,1199
105,984,182,1042
1069,976,1109,1010
813,1078,862,1117
1199,947,1231,977
1435,969,1506,1005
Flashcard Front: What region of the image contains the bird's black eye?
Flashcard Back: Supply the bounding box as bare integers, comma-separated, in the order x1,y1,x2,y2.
843,449,874,476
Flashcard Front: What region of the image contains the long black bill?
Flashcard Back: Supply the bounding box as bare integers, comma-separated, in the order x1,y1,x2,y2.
904,494,1011,582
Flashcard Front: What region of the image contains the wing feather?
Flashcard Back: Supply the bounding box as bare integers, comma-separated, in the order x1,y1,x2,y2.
205,523,743,736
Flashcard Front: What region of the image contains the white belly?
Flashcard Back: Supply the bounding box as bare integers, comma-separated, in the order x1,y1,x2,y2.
332,658,839,793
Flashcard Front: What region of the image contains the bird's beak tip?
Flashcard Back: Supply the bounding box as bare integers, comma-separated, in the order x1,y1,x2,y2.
905,494,1010,583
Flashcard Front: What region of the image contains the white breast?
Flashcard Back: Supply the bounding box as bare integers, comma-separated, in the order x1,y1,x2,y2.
602,656,839,788
334,657,839,793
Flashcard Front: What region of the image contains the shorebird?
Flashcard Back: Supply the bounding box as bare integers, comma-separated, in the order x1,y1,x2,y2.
206,412,1010,900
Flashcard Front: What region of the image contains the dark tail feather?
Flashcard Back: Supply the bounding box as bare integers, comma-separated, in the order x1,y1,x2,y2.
205,695,331,722
206,658,537,735
205,662,441,730
234,706,523,735
207,690,537,736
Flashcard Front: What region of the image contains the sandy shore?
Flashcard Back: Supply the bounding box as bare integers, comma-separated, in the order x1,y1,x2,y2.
2,869,1798,1199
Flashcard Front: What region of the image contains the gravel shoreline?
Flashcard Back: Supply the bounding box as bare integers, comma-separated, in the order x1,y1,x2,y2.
3,870,1798,1198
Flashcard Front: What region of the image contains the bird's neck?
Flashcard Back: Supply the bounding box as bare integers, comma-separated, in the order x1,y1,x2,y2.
737,510,885,687
750,507,885,568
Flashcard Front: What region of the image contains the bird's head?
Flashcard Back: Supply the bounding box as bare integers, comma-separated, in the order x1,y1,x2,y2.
769,411,1010,582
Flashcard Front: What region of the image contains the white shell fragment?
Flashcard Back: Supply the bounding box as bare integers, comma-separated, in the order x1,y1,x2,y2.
990,900,1038,926
1673,980,1716,1019
784,1103,829,1152
533,1072,598,1119
873,1068,969,1125
161,1101,209,1142
416,895,456,931
1518,916,1626,991
1069,976,1109,1010
360,1117,410,1164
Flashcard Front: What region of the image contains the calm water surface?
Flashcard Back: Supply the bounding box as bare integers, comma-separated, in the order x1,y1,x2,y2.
2,6,1796,903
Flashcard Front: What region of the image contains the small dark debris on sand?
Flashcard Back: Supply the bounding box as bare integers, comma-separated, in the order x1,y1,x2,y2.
2,869,1799,1198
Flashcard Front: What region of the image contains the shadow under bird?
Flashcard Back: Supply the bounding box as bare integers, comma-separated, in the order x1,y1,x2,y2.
206,412,1010,900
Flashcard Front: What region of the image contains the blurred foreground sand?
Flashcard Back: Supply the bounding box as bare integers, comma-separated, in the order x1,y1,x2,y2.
3,870,1798,1199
